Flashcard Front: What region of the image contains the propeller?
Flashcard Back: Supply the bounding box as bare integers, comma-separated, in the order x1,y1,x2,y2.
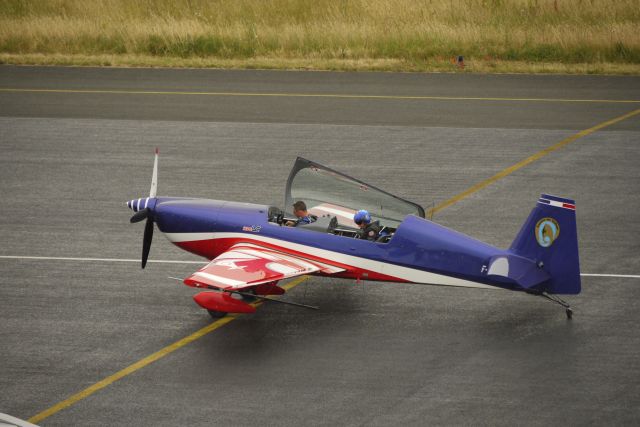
130,208,150,223
129,207,153,268
129,148,159,269
141,214,154,269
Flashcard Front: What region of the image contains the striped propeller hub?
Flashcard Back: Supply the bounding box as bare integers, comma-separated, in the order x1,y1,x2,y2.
127,197,152,212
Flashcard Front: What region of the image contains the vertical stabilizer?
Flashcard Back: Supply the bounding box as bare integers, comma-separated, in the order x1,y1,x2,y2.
509,194,581,295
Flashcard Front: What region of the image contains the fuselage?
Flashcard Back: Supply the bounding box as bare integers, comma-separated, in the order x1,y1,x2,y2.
138,197,532,292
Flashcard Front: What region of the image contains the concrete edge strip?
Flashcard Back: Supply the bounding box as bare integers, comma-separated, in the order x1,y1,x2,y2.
0,412,40,427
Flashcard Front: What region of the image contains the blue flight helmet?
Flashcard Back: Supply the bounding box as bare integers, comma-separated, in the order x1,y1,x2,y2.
353,209,371,226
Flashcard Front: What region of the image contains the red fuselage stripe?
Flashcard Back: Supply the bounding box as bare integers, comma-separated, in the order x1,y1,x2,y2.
174,236,407,283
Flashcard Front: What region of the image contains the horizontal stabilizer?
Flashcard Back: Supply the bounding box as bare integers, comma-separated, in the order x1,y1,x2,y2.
486,254,550,289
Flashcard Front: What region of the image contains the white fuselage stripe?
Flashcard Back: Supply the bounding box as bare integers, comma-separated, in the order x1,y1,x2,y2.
163,232,497,289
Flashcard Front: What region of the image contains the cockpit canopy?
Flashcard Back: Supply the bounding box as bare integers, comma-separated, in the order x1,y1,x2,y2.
285,157,425,228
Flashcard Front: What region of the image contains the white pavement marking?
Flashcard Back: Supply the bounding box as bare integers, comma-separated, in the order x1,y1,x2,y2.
0,255,637,278
580,273,640,279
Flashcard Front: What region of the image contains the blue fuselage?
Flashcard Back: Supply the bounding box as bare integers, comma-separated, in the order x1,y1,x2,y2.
145,197,535,292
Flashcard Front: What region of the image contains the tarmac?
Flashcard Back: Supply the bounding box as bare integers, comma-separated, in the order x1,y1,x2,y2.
0,66,639,426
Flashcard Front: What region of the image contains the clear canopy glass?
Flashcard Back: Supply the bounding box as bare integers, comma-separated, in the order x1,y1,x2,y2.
285,158,425,228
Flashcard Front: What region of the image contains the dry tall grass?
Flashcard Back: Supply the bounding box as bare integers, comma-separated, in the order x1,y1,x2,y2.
0,0,638,71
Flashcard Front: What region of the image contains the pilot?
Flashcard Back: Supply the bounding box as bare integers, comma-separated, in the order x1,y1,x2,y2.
354,209,382,241
286,201,317,227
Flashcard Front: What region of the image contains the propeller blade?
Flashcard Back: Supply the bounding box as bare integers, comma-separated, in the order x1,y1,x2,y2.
149,148,159,198
141,217,154,269
130,207,150,223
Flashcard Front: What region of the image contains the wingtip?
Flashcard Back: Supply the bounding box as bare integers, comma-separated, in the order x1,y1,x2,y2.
155,147,159,155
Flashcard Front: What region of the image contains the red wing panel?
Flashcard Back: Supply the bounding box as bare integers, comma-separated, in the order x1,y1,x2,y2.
183,244,332,290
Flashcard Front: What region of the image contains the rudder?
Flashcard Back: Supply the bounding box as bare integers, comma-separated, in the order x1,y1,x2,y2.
509,194,581,295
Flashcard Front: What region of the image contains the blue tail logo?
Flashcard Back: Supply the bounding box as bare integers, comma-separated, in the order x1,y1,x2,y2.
510,194,581,295
535,217,560,247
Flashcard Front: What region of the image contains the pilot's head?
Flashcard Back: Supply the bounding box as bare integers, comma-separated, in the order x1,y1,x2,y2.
292,201,308,218
354,210,371,228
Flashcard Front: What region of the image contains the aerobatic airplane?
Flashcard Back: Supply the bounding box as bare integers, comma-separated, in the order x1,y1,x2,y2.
127,150,580,319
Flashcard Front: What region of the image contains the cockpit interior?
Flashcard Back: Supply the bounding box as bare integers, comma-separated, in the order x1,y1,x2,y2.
266,157,426,243
267,206,395,242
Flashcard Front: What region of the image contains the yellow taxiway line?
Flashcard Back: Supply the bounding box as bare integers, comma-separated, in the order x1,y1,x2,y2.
1,87,639,104
27,107,640,424
428,108,640,216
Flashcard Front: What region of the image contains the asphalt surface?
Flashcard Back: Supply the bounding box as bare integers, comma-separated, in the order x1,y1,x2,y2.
0,66,639,426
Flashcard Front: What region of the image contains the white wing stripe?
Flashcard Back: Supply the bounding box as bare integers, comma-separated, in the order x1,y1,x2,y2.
193,271,245,287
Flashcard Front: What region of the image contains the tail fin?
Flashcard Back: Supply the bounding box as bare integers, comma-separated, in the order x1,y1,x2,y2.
509,194,581,295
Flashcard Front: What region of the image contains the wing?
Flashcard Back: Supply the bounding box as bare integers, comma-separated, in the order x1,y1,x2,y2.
183,243,344,291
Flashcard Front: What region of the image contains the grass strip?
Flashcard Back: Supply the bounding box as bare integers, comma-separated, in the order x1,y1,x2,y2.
1,0,638,74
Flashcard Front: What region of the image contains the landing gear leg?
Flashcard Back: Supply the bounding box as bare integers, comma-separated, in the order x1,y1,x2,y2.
239,288,258,303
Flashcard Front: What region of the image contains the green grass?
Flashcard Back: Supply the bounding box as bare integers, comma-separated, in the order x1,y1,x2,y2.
0,0,639,74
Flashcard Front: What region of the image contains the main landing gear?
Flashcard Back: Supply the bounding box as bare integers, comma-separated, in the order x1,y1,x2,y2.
200,285,318,320
207,309,228,319
206,290,257,319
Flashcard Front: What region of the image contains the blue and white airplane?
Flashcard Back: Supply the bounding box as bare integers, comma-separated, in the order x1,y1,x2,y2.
127,151,580,319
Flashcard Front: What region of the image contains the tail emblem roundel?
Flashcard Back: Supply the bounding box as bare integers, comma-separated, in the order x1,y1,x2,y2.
535,218,560,247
